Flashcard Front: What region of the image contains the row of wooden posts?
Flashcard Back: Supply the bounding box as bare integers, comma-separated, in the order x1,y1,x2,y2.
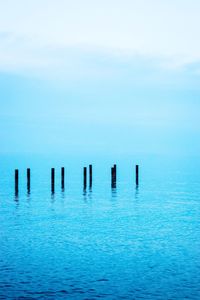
14,165,139,194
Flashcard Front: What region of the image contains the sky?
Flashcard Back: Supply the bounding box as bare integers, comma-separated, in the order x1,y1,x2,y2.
0,0,200,156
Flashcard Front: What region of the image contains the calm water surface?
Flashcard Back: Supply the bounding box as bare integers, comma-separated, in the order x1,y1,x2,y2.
0,155,200,299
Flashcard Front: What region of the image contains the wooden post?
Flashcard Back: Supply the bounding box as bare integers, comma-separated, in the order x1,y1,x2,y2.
27,168,30,193
111,166,116,188
136,165,139,185
51,168,55,193
61,167,65,190
111,167,114,187
83,167,87,189
89,164,92,188
113,164,117,182
15,169,19,194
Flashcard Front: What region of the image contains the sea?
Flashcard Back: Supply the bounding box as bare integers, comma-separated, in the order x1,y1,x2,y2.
0,154,200,299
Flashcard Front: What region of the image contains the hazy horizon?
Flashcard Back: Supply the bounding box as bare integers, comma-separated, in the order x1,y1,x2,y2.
0,0,200,156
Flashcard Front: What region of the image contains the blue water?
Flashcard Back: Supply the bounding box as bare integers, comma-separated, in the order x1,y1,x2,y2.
0,155,200,299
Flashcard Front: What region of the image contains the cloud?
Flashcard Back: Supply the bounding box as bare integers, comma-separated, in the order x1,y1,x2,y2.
0,0,200,75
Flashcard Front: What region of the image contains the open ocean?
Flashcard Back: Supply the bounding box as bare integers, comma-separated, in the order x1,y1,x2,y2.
0,154,200,299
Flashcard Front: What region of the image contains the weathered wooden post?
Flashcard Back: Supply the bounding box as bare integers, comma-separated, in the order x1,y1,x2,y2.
111,165,116,188
89,164,92,188
136,165,139,185
27,168,30,193
15,169,19,194
61,167,65,190
83,167,87,189
51,168,55,193
113,164,117,182
111,167,114,187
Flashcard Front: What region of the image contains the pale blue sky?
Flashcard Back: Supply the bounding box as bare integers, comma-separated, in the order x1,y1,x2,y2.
0,0,200,156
